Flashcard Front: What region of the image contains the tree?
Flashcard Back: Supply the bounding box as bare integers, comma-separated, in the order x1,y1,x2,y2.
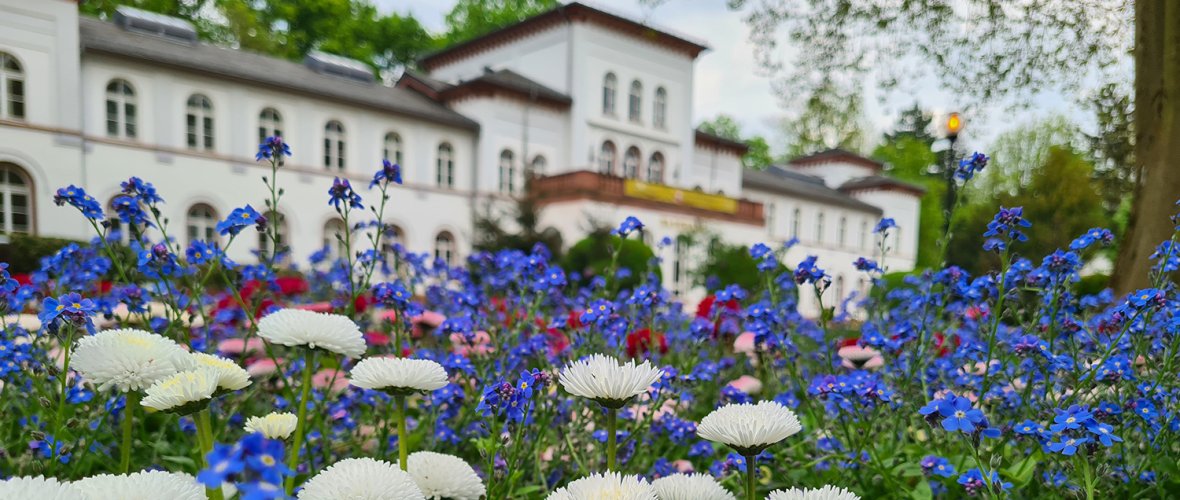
781,77,867,158
980,116,1081,199
1086,84,1137,221
692,236,772,293
473,177,564,257
442,0,559,46
872,134,943,268
697,115,775,169
883,104,936,146
715,0,1176,293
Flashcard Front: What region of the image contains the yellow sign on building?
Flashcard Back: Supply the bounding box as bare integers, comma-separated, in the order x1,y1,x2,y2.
623,180,738,214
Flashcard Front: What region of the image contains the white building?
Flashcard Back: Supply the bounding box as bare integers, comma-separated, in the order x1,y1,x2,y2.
0,0,922,310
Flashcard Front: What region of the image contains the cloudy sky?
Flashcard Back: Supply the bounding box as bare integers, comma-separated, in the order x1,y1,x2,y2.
377,0,1092,155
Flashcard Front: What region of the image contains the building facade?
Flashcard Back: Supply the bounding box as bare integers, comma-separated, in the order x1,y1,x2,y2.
0,0,922,311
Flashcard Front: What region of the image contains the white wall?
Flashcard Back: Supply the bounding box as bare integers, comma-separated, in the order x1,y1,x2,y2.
449,95,569,194
845,189,922,269
689,144,743,197
428,25,571,95
0,0,80,129
790,162,877,189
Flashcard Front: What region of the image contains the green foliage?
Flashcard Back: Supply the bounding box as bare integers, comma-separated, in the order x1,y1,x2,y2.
981,115,1081,199
692,238,763,293
697,114,775,169
561,231,657,291
873,134,943,268
782,77,867,158
1086,83,1137,218
948,147,1108,274
0,234,88,274
441,0,559,45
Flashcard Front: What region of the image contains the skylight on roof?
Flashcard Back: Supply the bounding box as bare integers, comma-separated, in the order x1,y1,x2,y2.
305,51,374,83
113,6,198,43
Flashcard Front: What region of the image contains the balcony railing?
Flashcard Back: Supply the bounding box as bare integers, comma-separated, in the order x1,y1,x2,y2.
531,170,764,225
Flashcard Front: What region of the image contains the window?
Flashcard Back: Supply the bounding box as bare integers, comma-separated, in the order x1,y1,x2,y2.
623,147,641,179
653,87,667,129
434,231,456,267
598,141,617,175
646,152,664,183
530,155,546,175
105,79,136,139
383,132,403,166
673,236,688,296
0,53,24,120
816,212,825,243
792,207,801,238
107,197,134,245
602,73,617,115
838,216,847,247
323,218,348,259
860,221,868,250
186,94,214,151
498,150,515,194
323,120,345,170
258,211,288,260
436,143,454,187
258,108,282,143
628,80,642,122
186,203,218,245
0,163,32,234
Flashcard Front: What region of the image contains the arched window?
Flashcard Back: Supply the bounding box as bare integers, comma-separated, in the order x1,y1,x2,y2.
0,53,25,120
602,72,617,115
792,207,801,238
105,79,136,139
838,216,847,247
498,149,515,194
186,94,214,150
323,120,345,170
323,218,348,259
628,80,642,121
598,141,617,175
0,163,32,234
258,211,288,260
530,155,547,175
434,231,456,267
383,132,403,166
816,212,825,243
258,107,282,143
653,87,667,129
436,143,454,188
186,203,218,245
646,152,664,183
384,223,406,272
623,147,641,179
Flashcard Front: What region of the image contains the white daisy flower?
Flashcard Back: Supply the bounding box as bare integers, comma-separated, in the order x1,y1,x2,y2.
257,309,366,358
546,472,658,500
297,458,424,500
243,412,298,439
72,470,205,500
399,451,485,500
0,476,84,500
651,473,735,500
70,328,195,392
349,357,448,394
141,368,218,414
559,354,663,407
191,352,252,392
696,400,802,455
767,485,860,500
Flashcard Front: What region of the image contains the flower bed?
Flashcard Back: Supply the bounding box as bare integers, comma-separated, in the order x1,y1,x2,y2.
0,138,1177,499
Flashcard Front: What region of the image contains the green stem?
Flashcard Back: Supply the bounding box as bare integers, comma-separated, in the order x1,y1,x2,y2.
48,327,77,474
605,407,618,471
284,350,316,495
120,391,139,473
195,409,224,500
745,454,757,500
396,394,408,470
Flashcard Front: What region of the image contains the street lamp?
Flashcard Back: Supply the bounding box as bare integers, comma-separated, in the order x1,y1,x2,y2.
940,112,963,261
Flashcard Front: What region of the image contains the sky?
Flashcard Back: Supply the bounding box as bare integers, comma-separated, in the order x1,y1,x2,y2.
378,0,1094,156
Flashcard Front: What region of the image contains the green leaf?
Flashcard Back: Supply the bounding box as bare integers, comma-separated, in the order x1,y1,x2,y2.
1004,455,1038,486
910,479,933,500
159,455,197,468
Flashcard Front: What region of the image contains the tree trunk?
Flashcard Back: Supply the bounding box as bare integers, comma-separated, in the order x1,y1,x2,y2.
1111,0,1180,294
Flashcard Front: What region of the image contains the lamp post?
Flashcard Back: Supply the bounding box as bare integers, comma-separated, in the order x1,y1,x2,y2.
941,112,963,240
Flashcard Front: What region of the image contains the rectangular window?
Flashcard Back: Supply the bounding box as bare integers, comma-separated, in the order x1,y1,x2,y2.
124,103,136,138
8,80,23,119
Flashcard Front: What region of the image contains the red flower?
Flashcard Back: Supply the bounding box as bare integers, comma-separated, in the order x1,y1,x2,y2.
933,331,960,357
626,328,668,358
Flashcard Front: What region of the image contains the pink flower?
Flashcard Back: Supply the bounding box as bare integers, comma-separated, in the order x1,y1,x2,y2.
312,368,349,393
727,375,763,395
451,330,494,356
295,302,334,313
733,331,756,354
838,345,884,370
672,460,695,473
414,311,446,328
246,358,281,377
218,338,266,356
